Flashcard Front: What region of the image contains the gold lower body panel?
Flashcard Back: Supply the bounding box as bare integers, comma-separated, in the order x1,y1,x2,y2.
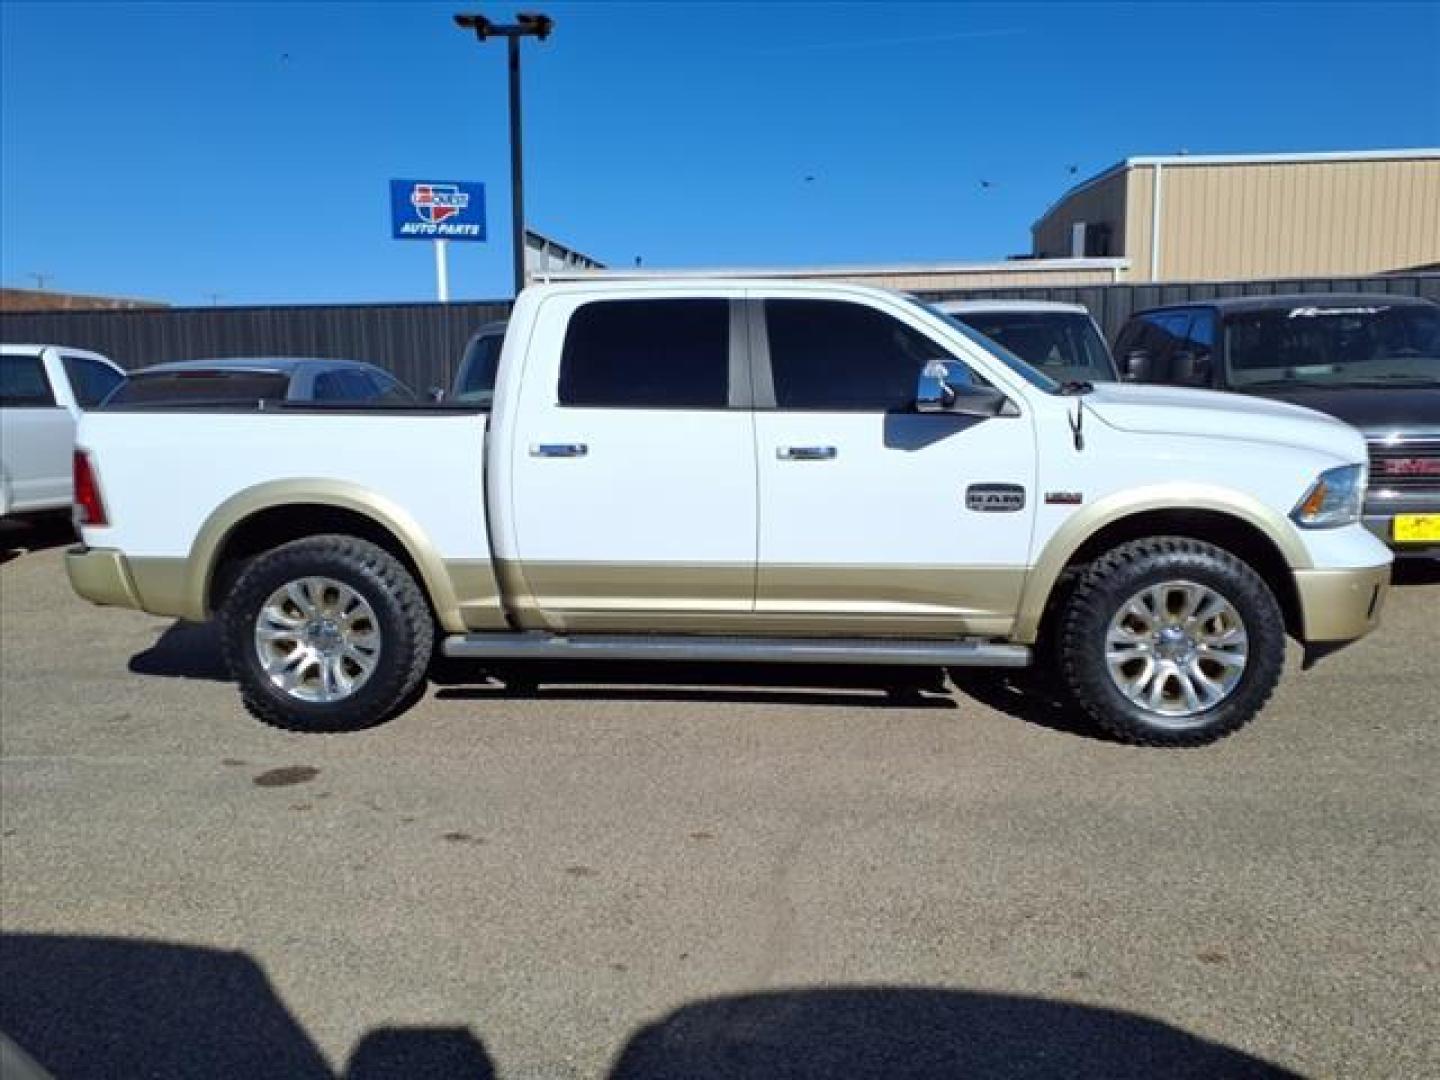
497,560,1024,637
1293,564,1391,643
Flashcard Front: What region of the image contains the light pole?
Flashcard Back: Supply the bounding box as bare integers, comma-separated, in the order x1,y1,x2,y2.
453,11,554,296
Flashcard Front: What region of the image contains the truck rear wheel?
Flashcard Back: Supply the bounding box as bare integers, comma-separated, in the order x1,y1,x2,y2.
1057,537,1286,747
219,535,434,731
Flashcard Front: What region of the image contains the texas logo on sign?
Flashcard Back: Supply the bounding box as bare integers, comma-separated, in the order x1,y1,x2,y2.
411,184,468,224
390,179,486,241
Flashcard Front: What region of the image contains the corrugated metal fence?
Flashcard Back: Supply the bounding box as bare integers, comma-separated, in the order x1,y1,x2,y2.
3,275,1435,390
0,300,511,392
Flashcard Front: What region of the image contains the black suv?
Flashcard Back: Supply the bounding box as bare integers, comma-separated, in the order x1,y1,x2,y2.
1113,294,1440,557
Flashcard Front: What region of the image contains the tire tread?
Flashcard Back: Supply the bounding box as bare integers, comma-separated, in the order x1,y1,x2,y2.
219,535,433,732
1058,536,1285,748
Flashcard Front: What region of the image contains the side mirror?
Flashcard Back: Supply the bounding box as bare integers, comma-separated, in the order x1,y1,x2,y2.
916,360,1010,418
1121,348,1152,382
427,386,446,404
1171,350,1212,386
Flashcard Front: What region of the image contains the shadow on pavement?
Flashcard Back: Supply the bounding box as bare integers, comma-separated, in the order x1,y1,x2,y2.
130,628,960,710
1392,559,1439,586
433,659,958,710
1,934,1296,1079
0,934,495,1080
608,986,1300,1079
0,514,74,566
129,621,230,681
947,668,1114,743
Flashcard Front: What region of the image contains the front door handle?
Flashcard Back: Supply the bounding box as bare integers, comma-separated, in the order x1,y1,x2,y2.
530,443,588,458
777,446,837,461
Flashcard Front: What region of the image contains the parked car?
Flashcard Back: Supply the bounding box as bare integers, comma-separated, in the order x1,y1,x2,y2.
1113,294,1440,557
102,358,416,407
67,280,1390,746
451,321,508,406
935,300,1117,383
1,345,126,518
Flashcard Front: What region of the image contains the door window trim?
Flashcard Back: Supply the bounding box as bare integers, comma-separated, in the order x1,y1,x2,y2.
555,297,750,412
62,354,125,408
746,295,1008,414
0,353,58,408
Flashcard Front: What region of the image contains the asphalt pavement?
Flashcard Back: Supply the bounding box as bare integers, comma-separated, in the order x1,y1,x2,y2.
1,518,1436,1079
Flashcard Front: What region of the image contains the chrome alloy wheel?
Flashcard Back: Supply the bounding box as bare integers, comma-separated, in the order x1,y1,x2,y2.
254,577,381,703
1104,579,1249,721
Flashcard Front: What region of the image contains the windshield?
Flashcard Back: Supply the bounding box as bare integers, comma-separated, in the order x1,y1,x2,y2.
454,331,505,404
1225,303,1440,388
907,298,1061,393
951,311,1115,383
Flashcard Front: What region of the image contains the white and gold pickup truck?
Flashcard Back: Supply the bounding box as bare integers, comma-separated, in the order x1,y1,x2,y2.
68,280,1392,745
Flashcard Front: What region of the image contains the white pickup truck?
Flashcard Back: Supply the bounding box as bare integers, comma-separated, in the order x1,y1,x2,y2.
2,345,125,518
67,280,1392,745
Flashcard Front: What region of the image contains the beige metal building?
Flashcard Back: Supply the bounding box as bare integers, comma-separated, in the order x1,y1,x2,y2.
1033,149,1440,283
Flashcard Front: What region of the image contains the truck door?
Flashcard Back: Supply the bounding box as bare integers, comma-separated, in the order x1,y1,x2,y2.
751,294,1037,637
502,292,757,631
0,351,74,513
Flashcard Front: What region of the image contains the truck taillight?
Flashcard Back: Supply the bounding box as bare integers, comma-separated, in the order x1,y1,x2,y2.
74,450,108,527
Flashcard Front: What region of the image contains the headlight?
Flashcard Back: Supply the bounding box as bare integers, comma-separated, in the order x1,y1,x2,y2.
1291,464,1366,528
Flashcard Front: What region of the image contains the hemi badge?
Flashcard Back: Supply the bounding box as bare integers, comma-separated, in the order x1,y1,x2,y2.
1045,491,1083,505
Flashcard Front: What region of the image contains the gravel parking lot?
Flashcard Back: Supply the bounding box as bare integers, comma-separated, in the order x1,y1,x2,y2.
1,518,1436,1079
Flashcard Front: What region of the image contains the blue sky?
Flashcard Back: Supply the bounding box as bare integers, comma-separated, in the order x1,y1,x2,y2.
2,1,1437,305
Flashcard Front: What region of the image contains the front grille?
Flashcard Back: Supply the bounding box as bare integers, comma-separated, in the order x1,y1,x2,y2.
1367,438,1440,494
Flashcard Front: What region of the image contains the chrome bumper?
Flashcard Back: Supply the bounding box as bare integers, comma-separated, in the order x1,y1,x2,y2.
65,547,143,610
1293,564,1391,644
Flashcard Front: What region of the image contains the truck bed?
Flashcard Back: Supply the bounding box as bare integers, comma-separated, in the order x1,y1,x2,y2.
79,407,494,572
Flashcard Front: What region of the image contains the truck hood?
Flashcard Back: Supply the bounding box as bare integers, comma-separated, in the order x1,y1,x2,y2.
1230,383,1440,434
1083,383,1365,461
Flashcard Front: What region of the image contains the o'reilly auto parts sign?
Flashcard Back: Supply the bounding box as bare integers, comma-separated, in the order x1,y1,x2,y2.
390,179,486,240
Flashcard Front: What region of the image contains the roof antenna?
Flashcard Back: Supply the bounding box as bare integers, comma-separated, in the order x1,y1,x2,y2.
1069,398,1085,451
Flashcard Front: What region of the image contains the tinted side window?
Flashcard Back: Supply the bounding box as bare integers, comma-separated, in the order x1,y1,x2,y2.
343,370,380,400
373,372,416,403
63,356,125,408
767,300,953,411
1113,320,1145,357
559,300,728,409
105,371,291,405
1187,310,1216,356
312,370,379,401
457,333,504,402
0,354,57,407
1141,311,1190,356
313,372,349,401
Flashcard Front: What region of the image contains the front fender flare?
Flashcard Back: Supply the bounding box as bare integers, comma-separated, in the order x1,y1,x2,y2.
1011,483,1311,644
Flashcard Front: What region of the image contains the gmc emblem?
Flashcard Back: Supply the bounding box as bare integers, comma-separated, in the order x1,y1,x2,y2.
1381,458,1440,476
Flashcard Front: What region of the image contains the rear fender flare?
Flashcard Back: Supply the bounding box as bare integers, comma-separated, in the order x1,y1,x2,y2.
186,479,467,633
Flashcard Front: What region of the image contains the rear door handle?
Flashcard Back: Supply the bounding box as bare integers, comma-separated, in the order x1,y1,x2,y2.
530,443,588,458
777,446,837,461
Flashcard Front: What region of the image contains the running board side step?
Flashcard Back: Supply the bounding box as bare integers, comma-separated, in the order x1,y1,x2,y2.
442,632,1030,667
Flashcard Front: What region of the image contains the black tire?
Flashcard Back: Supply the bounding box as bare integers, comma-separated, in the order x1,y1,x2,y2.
1057,536,1286,747
219,535,434,732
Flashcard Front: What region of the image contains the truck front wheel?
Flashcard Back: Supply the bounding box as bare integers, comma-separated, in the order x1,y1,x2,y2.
219,535,434,731
1057,537,1286,747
